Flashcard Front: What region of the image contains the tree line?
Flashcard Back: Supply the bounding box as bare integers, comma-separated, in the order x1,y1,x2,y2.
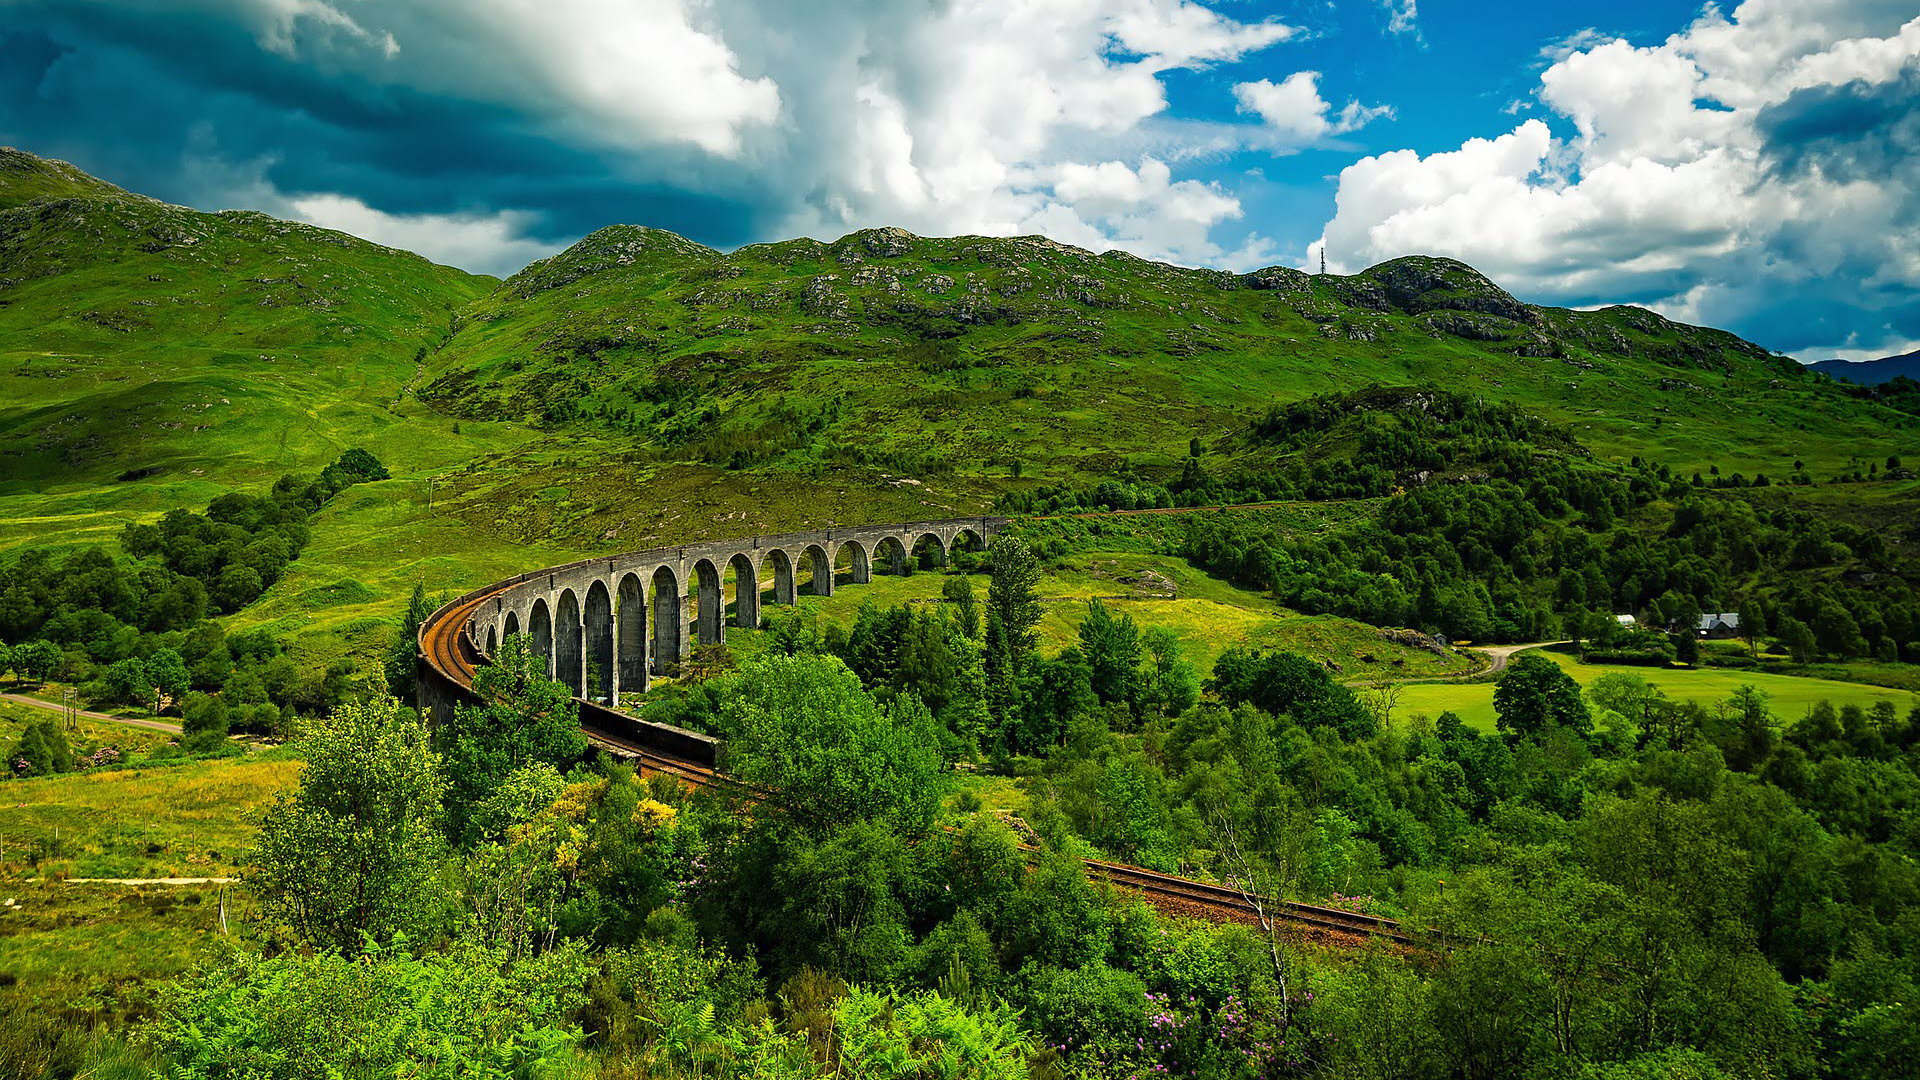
0,449,387,777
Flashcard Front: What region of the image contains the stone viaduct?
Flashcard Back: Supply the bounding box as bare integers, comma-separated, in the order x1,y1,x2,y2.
448,516,1004,711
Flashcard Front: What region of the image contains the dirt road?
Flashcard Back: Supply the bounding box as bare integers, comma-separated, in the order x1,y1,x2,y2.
1476,640,1566,675
1348,640,1566,689
0,691,183,735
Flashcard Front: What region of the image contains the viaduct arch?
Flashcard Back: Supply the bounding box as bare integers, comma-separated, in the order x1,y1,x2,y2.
418,517,1005,761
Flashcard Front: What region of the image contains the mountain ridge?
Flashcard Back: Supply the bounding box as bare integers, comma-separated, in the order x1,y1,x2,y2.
0,146,148,209
417,209,1847,507
1810,350,1920,385
0,144,1913,559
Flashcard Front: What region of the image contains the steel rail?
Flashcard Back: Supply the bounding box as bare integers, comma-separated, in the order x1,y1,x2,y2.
416,538,1424,943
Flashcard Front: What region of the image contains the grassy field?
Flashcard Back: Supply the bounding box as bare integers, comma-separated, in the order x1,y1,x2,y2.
1398,648,1918,729
0,880,237,1031
0,742,291,1031
0,751,297,880
0,698,174,758
701,550,1471,688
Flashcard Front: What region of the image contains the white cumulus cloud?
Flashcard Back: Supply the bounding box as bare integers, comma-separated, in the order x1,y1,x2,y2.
199,0,783,157
186,0,1307,267
286,194,560,276
1233,72,1392,142
706,0,1301,267
1313,1,1920,357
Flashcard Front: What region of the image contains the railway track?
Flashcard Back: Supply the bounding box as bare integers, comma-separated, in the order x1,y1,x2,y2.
581,723,727,790
420,584,510,693
418,576,1418,941
1084,858,1419,944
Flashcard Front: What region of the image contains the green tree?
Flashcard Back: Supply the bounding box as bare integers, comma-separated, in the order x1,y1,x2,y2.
1711,685,1776,772
1140,626,1200,717
1076,598,1140,710
146,647,190,712
986,538,1041,669
942,574,980,639
1672,631,1700,668
95,656,153,708
1012,649,1096,752
1207,648,1374,739
1781,617,1818,663
181,692,232,752
897,607,989,752
213,564,265,612
384,582,434,699
8,720,71,777
1737,598,1765,658
984,538,1042,713
1493,653,1591,742
718,653,948,835
1588,672,1664,728
247,696,447,950
12,639,62,683
1814,599,1868,658
329,447,390,482
438,633,586,845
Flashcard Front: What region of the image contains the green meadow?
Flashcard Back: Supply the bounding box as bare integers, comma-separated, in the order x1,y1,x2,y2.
0,698,174,757
1398,648,1918,729
710,550,1472,689
0,750,299,880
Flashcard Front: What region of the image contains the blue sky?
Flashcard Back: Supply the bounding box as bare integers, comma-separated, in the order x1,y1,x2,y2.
1,0,1916,359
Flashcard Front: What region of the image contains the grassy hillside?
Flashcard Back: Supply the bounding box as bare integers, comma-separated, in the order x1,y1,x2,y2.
0,148,523,550
421,225,1918,513
1,146,1915,671
0,147,142,208
714,552,1473,686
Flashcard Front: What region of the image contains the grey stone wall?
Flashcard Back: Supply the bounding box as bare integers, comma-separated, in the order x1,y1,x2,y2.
462,516,1003,708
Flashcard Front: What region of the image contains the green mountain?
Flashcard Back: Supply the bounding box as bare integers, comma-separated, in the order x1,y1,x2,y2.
1,146,1914,585
421,223,1916,505
0,148,499,505
0,147,533,585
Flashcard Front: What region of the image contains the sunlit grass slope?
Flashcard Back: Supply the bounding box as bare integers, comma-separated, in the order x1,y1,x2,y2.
424,224,1920,496
707,552,1471,688
1397,648,1917,729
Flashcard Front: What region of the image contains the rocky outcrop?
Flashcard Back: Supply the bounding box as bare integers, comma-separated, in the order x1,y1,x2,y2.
504,224,718,299
1360,255,1539,324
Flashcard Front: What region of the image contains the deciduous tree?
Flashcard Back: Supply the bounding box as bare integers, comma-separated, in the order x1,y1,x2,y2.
247,696,446,950
438,633,587,845
1493,653,1591,742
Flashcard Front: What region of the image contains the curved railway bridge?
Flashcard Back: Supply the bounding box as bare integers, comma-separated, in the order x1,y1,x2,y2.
418,516,1004,764
417,514,1417,944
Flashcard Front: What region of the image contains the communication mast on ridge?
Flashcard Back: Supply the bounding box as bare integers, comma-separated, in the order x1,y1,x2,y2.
1319,247,1327,275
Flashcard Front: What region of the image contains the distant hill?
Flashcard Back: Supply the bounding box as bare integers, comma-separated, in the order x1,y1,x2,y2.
1809,350,1920,385
0,147,496,504
419,222,1906,498
1,145,1915,560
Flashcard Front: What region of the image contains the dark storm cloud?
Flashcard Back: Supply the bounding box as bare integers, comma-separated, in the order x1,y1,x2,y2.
0,2,778,264
1744,61,1920,354
1759,64,1920,195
